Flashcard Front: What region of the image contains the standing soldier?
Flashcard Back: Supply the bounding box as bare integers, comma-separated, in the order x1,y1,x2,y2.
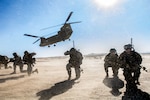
12,52,23,74
104,48,119,77
119,44,142,95
23,51,37,76
64,48,83,80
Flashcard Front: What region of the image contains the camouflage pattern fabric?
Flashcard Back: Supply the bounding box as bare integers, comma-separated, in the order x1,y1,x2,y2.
13,55,23,73
23,52,36,76
0,55,9,69
119,50,142,96
119,51,142,84
64,48,83,80
104,53,119,77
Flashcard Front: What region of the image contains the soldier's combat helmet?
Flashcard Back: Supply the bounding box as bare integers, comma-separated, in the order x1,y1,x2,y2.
24,50,29,54
109,48,116,53
13,52,17,56
124,44,132,50
70,48,76,52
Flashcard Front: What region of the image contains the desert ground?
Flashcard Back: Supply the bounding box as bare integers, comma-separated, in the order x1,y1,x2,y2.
0,54,150,100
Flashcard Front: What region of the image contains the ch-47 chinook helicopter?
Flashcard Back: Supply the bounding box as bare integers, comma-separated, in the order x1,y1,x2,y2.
24,12,81,47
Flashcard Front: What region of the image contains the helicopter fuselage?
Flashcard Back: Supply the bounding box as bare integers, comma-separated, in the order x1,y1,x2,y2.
40,24,73,47
24,12,81,47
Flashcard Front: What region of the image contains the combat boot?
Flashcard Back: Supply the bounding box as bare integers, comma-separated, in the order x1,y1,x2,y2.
35,69,38,74
32,68,38,74
75,73,80,80
113,73,118,78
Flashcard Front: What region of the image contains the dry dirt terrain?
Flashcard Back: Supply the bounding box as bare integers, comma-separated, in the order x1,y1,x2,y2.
0,54,150,100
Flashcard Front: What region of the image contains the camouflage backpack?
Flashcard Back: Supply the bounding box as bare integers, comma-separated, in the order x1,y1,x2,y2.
76,51,83,65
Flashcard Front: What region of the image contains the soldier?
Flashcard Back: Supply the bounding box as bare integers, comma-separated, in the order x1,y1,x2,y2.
0,55,9,69
23,51,38,76
119,44,142,85
64,48,83,80
12,52,23,74
23,51,36,65
104,48,119,77
119,44,142,96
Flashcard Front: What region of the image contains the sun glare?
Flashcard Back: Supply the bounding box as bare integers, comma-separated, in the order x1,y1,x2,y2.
94,0,119,8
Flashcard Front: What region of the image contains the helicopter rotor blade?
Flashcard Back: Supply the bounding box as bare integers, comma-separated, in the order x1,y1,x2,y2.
43,31,58,37
33,39,40,44
40,24,63,30
24,34,40,38
69,21,82,24
65,11,73,24
40,12,74,30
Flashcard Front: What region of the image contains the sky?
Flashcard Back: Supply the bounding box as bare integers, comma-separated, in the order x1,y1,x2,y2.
0,0,150,57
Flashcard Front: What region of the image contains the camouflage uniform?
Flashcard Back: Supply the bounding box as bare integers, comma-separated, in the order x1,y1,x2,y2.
0,55,9,69
119,44,142,84
119,44,142,95
104,48,119,77
23,51,36,64
23,51,37,76
12,53,23,73
64,48,83,80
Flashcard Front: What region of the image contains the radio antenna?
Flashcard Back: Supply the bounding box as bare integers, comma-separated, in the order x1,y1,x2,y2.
131,38,133,46
73,40,75,48
131,38,135,51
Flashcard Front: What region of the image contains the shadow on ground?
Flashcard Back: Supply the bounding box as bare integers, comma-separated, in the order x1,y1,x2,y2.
122,88,150,100
122,83,150,100
0,75,25,83
36,79,77,100
103,77,124,96
0,73,13,76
